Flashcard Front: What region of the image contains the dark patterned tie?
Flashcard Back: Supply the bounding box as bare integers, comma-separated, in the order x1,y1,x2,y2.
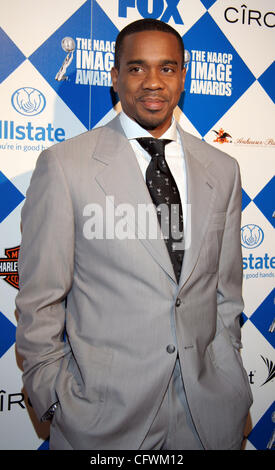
137,137,184,282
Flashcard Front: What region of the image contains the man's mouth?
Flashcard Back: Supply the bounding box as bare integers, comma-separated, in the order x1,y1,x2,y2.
138,96,167,111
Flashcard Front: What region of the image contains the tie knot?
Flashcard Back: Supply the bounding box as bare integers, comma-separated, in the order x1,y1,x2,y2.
137,138,172,158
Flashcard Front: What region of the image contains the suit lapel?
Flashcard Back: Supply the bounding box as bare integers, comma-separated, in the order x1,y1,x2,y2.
177,126,217,290
92,116,176,283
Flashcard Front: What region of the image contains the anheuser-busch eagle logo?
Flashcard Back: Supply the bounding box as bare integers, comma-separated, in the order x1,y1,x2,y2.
0,246,20,289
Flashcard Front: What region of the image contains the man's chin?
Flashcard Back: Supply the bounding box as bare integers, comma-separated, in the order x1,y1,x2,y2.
134,115,166,131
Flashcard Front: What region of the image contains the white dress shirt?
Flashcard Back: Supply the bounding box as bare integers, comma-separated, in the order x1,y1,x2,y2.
119,111,187,231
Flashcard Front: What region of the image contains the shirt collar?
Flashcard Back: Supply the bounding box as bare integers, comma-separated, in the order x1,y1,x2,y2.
119,111,177,142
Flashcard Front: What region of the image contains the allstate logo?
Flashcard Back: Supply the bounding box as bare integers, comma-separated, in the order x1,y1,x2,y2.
11,87,46,116
241,224,264,249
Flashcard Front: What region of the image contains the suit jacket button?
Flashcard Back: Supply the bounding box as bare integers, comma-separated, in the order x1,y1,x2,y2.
166,344,176,354
176,298,181,307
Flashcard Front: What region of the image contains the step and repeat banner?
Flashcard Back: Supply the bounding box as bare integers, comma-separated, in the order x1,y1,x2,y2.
0,0,274,450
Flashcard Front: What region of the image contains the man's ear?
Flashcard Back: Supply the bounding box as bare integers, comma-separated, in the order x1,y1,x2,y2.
111,67,119,93
181,67,186,92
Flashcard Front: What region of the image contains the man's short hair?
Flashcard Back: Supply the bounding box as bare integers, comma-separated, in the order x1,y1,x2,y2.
114,18,185,70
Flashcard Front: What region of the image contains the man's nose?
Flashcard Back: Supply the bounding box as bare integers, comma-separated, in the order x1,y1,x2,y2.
142,68,164,89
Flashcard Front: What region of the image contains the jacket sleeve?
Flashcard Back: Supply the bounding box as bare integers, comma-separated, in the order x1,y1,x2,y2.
15,147,74,421
216,158,244,350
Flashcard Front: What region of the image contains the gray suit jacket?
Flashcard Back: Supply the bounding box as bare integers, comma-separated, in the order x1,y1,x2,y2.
16,115,252,450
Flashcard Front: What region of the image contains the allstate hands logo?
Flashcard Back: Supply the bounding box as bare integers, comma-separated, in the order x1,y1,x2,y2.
241,224,264,249
11,87,46,116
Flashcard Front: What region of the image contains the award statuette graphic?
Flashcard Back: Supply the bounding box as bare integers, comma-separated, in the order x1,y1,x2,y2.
184,49,190,71
55,37,75,81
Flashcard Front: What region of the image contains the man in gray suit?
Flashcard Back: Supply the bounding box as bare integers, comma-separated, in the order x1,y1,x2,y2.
16,19,252,450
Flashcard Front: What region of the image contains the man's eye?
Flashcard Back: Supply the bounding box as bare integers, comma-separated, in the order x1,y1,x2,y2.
129,66,143,73
162,67,174,73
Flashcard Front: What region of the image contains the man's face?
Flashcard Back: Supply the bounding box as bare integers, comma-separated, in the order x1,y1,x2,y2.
111,31,186,138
